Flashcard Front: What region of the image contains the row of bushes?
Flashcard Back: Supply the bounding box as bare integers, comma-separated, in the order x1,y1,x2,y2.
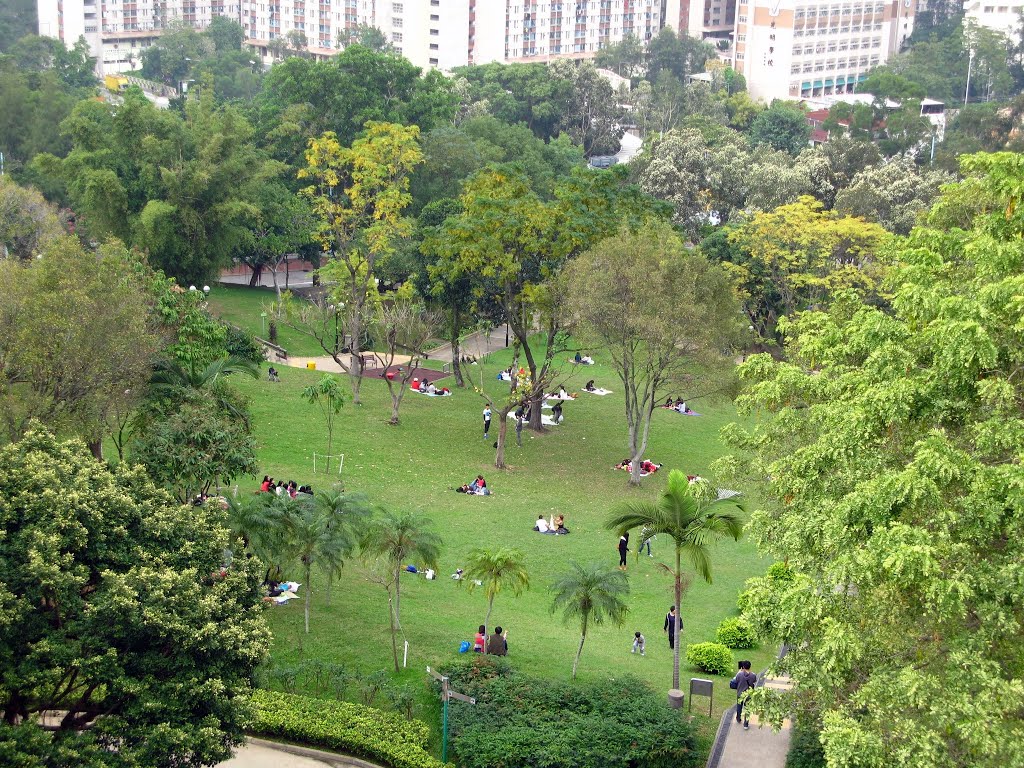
249,689,449,768
259,660,416,717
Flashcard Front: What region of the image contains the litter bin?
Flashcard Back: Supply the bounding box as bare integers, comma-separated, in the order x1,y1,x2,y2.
307,361,316,370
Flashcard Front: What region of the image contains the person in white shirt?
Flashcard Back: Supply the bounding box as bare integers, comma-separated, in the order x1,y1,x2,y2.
534,515,549,532
426,382,436,395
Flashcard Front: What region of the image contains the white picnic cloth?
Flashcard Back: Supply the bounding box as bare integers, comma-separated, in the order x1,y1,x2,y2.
582,388,612,395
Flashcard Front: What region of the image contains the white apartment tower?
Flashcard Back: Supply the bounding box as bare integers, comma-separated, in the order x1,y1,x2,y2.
38,0,669,74
731,0,915,102
38,0,242,73
963,0,1022,45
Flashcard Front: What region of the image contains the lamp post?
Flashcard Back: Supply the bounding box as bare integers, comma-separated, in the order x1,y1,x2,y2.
965,48,975,107
426,667,475,763
260,311,267,336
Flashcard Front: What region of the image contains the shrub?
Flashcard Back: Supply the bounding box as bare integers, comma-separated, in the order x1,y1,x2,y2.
716,617,757,649
249,689,448,768
685,642,733,675
437,658,699,768
786,722,826,768
224,323,265,363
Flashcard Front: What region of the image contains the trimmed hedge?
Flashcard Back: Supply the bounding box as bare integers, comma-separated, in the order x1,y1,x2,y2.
249,689,449,768
685,642,734,675
716,617,757,649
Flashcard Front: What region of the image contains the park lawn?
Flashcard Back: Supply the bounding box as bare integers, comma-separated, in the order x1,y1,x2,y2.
206,284,327,357
229,344,774,752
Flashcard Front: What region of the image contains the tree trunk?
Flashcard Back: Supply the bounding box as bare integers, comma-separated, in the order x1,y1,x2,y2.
249,264,263,287
494,415,508,469
451,309,464,388
304,563,312,634
572,614,589,680
673,547,682,690
394,564,402,632
348,309,364,405
390,391,401,425
388,590,400,673
87,438,103,462
483,594,494,644
573,634,590,681
528,391,544,431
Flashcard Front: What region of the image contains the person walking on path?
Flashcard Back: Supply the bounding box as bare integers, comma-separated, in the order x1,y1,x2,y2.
618,532,629,570
483,405,492,439
664,606,681,649
731,660,758,730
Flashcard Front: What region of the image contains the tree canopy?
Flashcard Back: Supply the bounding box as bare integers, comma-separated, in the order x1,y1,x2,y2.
0,426,269,767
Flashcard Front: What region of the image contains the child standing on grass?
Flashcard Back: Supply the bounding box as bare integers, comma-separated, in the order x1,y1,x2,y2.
632,632,646,656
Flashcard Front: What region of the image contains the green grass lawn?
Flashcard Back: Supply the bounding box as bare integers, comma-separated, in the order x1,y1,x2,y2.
206,284,328,357
229,339,773,736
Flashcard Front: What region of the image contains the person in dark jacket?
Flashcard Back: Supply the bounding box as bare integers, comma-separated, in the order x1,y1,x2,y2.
618,532,629,570
732,660,758,729
486,626,508,656
664,606,681,649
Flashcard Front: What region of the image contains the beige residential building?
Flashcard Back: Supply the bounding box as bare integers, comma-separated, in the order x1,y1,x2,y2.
731,0,915,102
963,0,1022,45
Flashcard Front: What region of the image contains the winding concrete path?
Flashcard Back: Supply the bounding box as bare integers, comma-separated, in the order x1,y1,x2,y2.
217,738,385,768
709,675,793,768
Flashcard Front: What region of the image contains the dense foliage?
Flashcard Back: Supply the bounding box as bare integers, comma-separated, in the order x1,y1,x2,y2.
721,154,1024,766
685,642,734,676
439,656,700,768
0,427,269,767
716,617,757,649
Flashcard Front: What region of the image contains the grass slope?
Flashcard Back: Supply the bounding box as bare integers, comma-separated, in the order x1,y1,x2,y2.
206,284,327,357
234,342,773,723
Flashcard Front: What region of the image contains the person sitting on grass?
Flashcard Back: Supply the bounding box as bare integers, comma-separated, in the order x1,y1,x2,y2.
474,625,486,653
615,459,632,471
486,626,508,656
534,515,550,532
260,475,272,492
585,380,596,391
552,514,569,534
267,367,280,382
558,386,569,399
426,382,437,395
575,352,583,363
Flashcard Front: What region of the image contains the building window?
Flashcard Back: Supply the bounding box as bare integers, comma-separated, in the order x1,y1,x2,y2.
430,27,438,34
391,31,402,40
392,2,402,9
429,57,438,63
430,42,438,48
430,13,439,19
393,17,402,25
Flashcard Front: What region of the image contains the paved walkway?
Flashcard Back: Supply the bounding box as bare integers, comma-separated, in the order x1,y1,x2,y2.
217,738,383,768
429,324,512,363
710,676,793,768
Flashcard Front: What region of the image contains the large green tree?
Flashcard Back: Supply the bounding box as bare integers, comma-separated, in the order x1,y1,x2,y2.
566,222,741,485
0,237,160,455
722,152,1024,768
0,426,269,767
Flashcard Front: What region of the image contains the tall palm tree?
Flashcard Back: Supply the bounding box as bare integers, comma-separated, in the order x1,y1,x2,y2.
360,509,442,671
314,488,372,604
462,547,530,640
606,470,744,690
277,493,362,634
549,561,630,680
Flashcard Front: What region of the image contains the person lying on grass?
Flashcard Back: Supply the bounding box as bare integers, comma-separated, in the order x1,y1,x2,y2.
614,459,663,475
457,475,491,495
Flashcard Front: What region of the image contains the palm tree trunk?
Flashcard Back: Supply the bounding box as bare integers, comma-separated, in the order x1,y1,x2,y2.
484,594,495,644
673,545,682,690
394,563,402,631
572,614,589,680
388,590,400,673
304,563,312,634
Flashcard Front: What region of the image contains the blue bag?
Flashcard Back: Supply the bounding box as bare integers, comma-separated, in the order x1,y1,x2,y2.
459,640,471,653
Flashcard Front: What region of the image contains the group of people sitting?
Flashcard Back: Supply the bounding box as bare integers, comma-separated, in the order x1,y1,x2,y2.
260,476,314,497
262,579,301,604
573,352,595,365
456,475,491,495
411,378,451,396
473,625,509,655
534,514,570,534
614,459,663,476
662,398,695,414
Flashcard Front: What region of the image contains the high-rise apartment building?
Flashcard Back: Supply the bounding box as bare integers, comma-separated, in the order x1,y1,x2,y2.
663,0,736,46
731,0,914,102
38,0,241,73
